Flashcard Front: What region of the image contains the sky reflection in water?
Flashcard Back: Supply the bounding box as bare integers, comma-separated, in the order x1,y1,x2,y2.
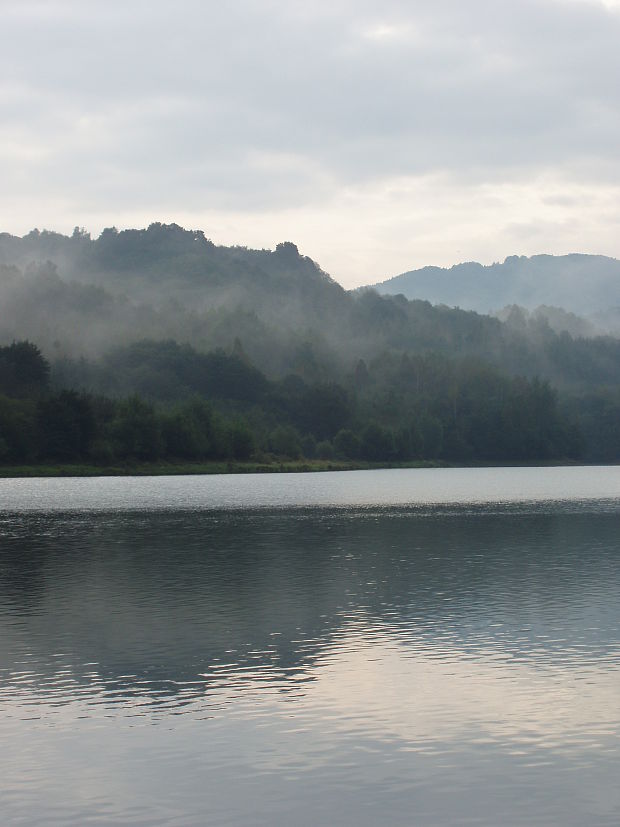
1,469,620,825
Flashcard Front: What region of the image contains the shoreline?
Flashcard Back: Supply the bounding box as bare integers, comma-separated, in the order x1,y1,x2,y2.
0,459,438,478
0,458,591,478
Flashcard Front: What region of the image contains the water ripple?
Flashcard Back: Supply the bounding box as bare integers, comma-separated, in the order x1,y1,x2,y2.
1,475,619,825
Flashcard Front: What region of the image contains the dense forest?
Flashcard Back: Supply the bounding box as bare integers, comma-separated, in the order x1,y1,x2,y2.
0,340,584,466
1,223,619,467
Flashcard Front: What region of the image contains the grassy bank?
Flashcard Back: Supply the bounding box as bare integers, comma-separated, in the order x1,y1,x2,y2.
0,458,445,478
0,458,590,478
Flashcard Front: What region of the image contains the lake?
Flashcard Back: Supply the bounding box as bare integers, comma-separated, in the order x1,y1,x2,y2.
1,467,619,825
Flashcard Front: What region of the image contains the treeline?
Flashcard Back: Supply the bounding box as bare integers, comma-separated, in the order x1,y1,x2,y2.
0,340,590,466
0,391,256,465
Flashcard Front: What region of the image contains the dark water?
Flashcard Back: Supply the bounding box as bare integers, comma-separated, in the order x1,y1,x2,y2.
1,468,619,825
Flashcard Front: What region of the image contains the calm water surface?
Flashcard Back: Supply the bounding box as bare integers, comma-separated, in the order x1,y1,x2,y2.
1,467,619,825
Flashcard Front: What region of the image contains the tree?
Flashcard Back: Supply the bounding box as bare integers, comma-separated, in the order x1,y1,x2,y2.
269,425,302,459
111,396,163,460
0,341,50,396
334,429,361,459
298,383,351,440
36,390,95,461
360,423,395,462
227,419,255,460
0,395,37,462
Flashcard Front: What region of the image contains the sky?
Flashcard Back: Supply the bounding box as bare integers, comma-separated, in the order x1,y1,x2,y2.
2,0,620,288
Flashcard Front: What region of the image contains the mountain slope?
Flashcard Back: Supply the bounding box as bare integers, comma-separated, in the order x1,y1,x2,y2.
368,254,620,316
0,224,347,318
3,226,620,394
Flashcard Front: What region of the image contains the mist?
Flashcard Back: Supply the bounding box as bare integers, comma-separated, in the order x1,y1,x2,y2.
2,222,620,465
2,223,620,386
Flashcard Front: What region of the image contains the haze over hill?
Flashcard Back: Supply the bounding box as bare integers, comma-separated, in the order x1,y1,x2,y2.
3,223,620,464
1,224,620,389
0,224,349,371
368,254,620,324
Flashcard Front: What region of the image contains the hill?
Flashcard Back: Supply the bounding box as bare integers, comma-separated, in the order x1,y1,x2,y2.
0,224,350,376
368,254,620,323
2,224,620,464
0,223,347,324
2,225,620,392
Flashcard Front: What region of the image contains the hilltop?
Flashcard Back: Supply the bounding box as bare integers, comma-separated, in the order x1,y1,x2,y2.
367,254,620,326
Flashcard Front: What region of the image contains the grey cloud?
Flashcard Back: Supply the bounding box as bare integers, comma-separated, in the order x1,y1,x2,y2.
2,0,620,215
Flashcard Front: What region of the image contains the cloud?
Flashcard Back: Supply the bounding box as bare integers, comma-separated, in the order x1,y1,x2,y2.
1,0,620,285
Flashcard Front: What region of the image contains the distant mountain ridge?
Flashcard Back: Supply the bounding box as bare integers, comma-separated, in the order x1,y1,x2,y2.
368,253,620,317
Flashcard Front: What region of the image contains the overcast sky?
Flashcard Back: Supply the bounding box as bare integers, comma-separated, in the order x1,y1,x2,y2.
2,0,620,287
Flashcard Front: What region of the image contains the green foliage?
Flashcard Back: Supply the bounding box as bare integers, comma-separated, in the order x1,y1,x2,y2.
93,340,269,403
6,227,620,407
333,429,361,459
0,395,37,462
37,390,95,460
111,396,164,460
297,383,351,440
161,409,208,459
0,341,50,396
1,223,617,466
226,419,255,460
563,389,620,462
315,440,335,459
0,335,590,467
268,425,302,459
300,434,317,458
360,422,396,462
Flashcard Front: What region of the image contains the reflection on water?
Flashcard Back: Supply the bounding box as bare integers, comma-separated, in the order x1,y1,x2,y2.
1,470,620,825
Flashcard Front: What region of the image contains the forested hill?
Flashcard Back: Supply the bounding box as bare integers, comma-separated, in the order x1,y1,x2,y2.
3,223,620,394
368,254,620,320
0,224,347,317
2,224,620,464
